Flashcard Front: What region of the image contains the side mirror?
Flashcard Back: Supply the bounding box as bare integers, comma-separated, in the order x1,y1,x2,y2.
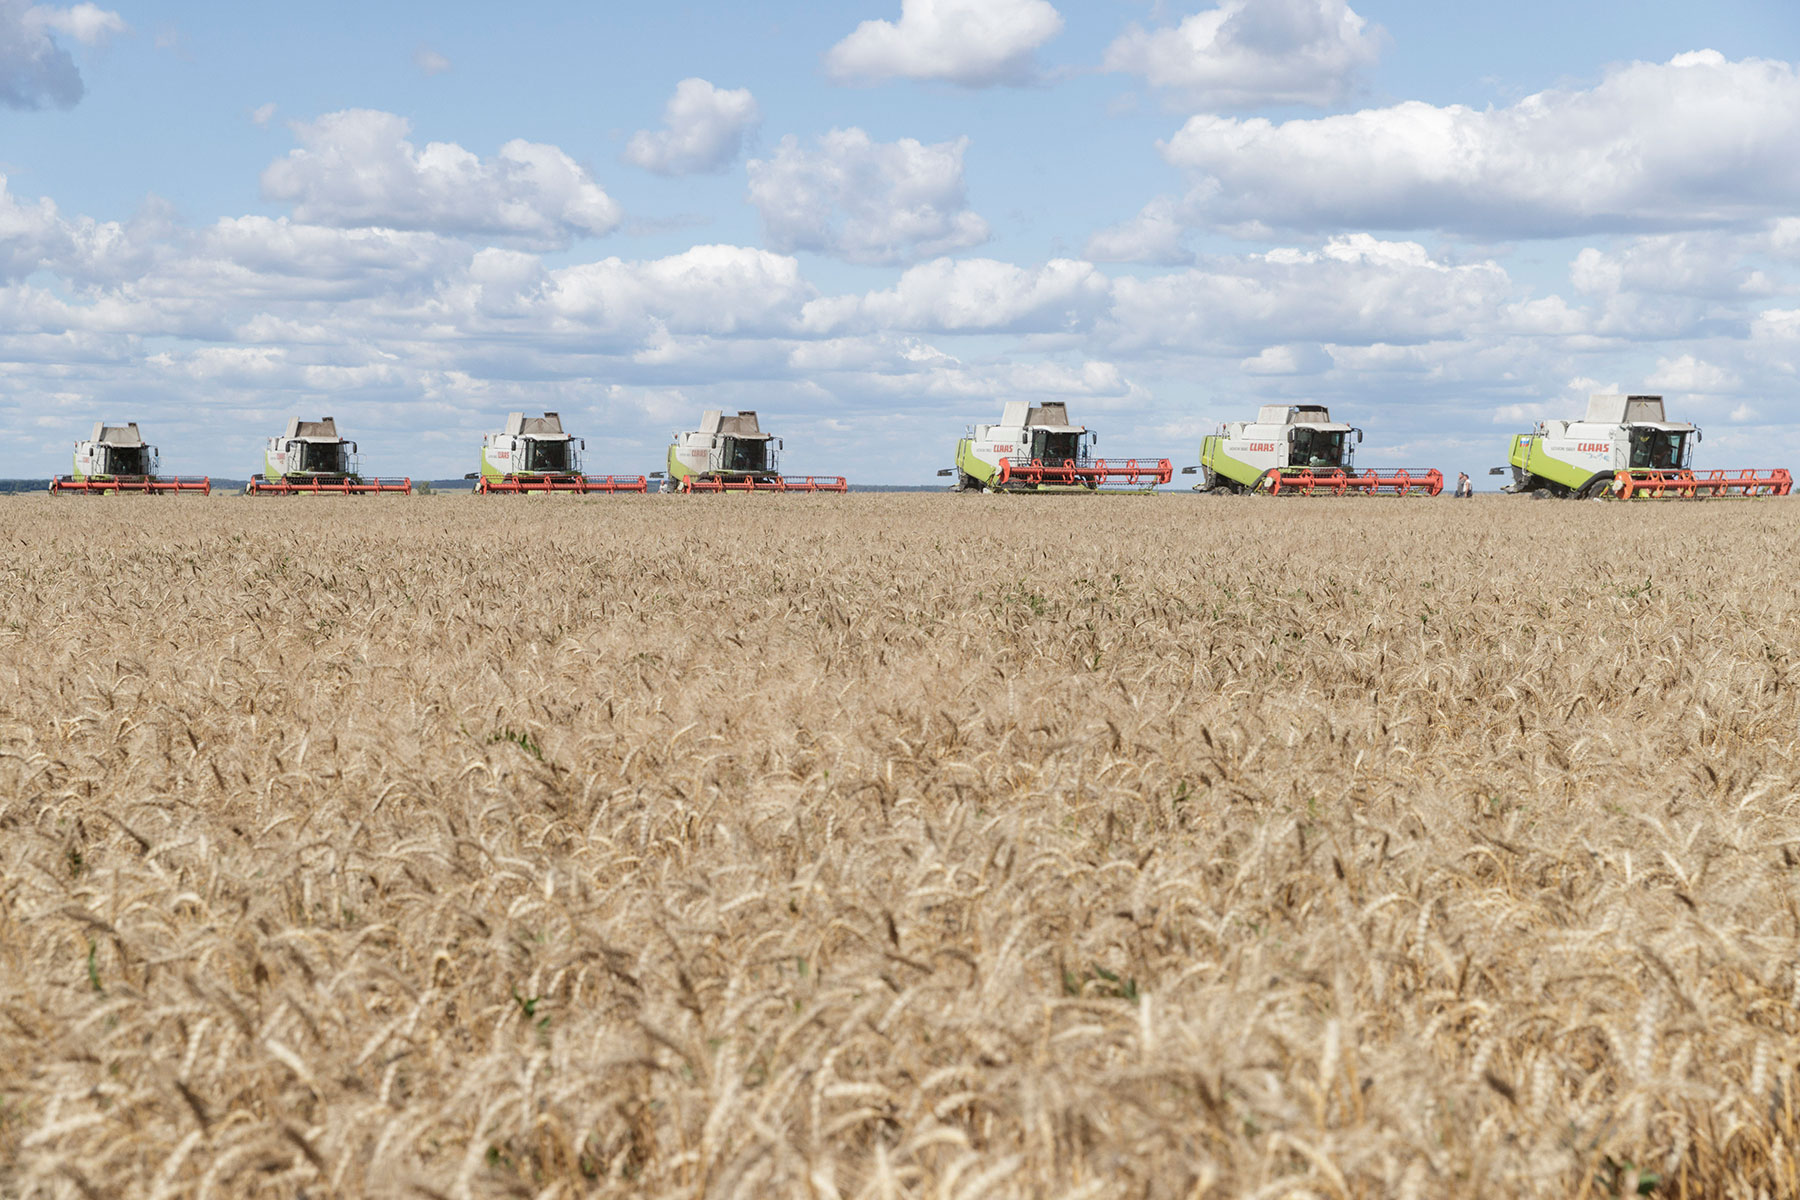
1180,465,1198,474
1696,428,1703,443
580,439,587,449
1356,430,1363,443
1488,467,1505,475
935,468,953,476
649,471,665,479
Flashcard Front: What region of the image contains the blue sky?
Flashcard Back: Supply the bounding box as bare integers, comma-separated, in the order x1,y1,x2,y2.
1,0,1797,482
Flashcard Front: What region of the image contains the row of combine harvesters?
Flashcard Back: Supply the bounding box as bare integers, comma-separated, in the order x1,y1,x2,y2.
46,393,1793,500
940,393,1790,499
47,410,850,496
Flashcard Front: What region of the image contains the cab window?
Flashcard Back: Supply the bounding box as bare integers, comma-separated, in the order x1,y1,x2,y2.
1628,430,1687,470
1289,428,1345,468
722,436,770,473
1029,431,1090,462
523,439,572,473
297,442,347,474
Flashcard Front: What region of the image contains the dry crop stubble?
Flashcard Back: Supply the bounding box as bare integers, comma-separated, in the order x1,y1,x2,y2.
2,492,1800,1197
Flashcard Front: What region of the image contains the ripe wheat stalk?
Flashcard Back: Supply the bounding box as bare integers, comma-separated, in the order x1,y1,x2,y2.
2,493,1798,1198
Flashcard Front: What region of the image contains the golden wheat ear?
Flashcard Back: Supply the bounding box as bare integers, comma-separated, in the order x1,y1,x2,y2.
2,493,1794,1198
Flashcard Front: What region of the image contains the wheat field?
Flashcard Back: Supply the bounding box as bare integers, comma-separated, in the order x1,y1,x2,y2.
3,492,1799,1198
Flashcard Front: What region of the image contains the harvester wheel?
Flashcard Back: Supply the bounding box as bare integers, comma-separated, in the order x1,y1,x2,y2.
954,471,980,492
1576,478,1608,501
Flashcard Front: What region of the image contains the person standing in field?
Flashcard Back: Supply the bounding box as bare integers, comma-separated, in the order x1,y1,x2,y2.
1455,471,1473,498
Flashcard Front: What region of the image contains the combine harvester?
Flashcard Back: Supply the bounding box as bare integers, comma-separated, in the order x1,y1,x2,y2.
50,422,209,494
941,402,1172,492
474,411,646,494
1185,404,1442,496
1496,393,1790,499
246,417,411,495
661,410,847,493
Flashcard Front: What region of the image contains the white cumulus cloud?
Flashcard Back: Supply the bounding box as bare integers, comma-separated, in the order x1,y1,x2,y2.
1240,344,1329,374
543,244,815,338
802,257,1110,334
30,2,123,42
1645,353,1740,395
413,46,451,76
0,0,124,109
1104,234,1519,352
824,0,1063,87
0,173,73,278
1105,0,1381,109
623,78,760,176
1161,51,1800,237
746,128,989,266
1570,232,1779,299
261,109,622,247
1752,308,1800,345
1085,197,1192,265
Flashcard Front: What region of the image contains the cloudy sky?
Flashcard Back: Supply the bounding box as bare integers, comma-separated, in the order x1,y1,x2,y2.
1,0,1796,483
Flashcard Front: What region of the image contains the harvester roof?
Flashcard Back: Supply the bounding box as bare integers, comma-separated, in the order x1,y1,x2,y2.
1583,393,1692,431
504,412,569,438
998,401,1084,433
283,417,344,441
698,409,773,439
89,422,145,447
1255,404,1353,431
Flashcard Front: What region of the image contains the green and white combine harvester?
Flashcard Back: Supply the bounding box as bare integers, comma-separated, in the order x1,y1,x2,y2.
942,402,1172,492
473,412,646,494
659,410,847,492
50,422,209,494
1495,393,1791,499
247,417,412,495
1185,404,1441,495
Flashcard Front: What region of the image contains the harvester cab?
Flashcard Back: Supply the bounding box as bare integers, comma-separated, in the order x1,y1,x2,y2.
51,422,210,494
80,423,155,477
663,410,847,492
1502,394,1790,499
474,412,647,494
1192,405,1441,495
248,417,411,495
945,401,1173,491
